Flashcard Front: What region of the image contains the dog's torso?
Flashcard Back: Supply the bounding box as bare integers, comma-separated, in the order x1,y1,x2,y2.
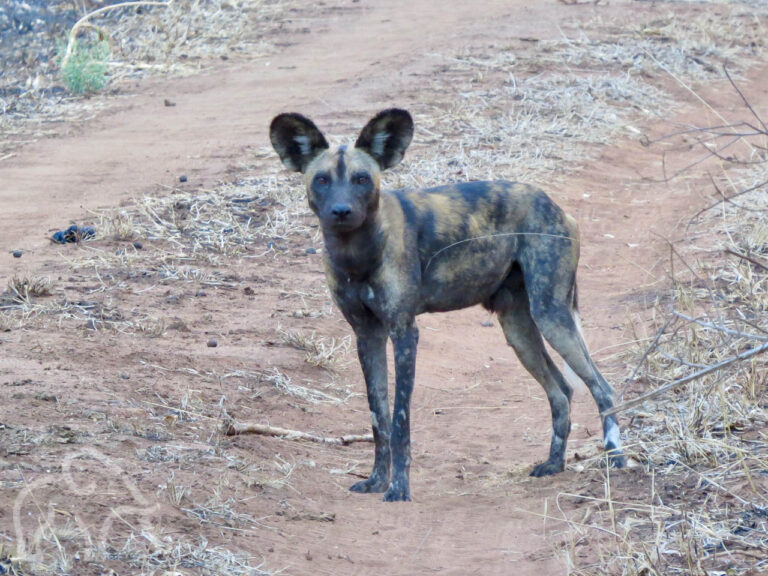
325,180,580,330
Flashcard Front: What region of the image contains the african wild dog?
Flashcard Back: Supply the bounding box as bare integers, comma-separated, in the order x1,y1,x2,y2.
270,109,626,502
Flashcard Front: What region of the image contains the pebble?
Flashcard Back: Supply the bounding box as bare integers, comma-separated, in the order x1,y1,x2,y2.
133,241,143,250
12,250,22,258
179,174,188,183
207,338,218,348
305,247,317,254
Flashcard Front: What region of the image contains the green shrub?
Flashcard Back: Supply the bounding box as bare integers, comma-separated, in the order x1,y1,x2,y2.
59,37,110,95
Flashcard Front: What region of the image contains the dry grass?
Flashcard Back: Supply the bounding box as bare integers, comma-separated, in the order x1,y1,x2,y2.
557,10,766,81
380,9,766,192
6,275,52,301
91,175,312,262
99,532,274,576
105,0,282,76
279,327,352,370
255,367,351,404
1,174,312,333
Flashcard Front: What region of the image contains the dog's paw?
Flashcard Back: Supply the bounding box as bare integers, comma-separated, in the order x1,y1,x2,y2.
606,449,627,470
382,480,411,502
349,476,389,494
529,459,564,477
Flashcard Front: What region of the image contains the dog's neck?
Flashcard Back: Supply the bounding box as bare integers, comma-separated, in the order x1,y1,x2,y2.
322,213,385,283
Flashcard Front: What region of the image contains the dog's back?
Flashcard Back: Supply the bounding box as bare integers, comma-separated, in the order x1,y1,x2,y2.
379,180,579,314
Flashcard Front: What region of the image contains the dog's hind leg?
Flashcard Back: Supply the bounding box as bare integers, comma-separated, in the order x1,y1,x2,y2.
350,323,392,493
522,269,626,469
490,272,573,476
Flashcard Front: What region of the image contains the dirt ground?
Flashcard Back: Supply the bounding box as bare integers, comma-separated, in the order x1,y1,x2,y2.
2,1,768,575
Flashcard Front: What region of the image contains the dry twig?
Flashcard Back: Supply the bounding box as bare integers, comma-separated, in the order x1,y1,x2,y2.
607,340,768,417
222,421,373,446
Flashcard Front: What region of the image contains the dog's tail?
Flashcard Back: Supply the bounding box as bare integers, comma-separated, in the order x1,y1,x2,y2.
562,281,587,391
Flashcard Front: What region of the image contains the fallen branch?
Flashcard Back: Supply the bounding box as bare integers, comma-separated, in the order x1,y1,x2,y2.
672,309,768,342
604,340,768,417
222,421,373,446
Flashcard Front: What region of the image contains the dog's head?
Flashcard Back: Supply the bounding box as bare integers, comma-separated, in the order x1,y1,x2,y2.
270,109,413,235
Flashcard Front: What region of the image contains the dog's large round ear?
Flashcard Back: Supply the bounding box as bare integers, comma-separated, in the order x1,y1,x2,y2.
270,113,330,173
354,109,414,170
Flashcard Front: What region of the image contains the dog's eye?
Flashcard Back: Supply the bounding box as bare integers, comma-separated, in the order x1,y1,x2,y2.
314,174,330,187
354,174,371,186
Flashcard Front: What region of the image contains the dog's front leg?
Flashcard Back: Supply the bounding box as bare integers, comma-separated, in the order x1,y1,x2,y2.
350,324,392,493
383,323,419,502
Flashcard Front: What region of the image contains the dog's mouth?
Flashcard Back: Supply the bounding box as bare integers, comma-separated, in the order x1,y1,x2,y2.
325,221,361,234
322,214,365,234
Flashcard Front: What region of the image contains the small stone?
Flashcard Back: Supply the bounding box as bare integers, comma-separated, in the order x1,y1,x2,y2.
164,98,176,107
12,250,22,258
133,241,143,250
305,247,317,254
244,286,255,296
85,318,98,330
179,174,188,183
207,338,218,348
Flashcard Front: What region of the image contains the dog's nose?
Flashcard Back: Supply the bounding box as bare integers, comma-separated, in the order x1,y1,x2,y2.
331,204,352,219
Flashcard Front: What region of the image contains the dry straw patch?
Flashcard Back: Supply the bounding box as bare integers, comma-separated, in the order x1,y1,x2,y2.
95,175,312,261
563,191,768,575
383,8,766,192
98,532,274,576
0,171,314,337
278,327,352,370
